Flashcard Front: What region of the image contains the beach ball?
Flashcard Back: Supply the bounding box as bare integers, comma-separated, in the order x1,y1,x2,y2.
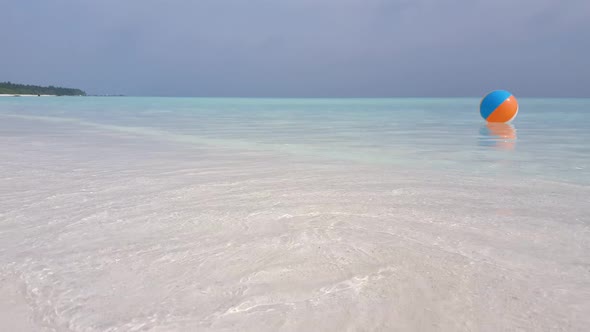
480,90,519,123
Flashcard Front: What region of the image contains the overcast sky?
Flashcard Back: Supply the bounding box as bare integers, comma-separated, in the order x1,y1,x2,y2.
1,0,589,97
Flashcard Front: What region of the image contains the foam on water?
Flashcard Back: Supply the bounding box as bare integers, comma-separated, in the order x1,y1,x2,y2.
0,98,589,331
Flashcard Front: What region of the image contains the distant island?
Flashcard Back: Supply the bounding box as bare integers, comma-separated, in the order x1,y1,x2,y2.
0,82,86,96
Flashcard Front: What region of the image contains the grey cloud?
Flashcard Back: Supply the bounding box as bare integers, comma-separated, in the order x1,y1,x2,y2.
1,0,588,96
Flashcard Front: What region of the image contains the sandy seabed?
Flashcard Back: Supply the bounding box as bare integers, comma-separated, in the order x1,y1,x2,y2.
0,117,589,332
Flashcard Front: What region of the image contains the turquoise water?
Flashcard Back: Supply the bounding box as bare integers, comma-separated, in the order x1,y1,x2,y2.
1,97,589,184
1,97,589,330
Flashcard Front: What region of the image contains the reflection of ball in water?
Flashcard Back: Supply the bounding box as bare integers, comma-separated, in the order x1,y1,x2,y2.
479,123,517,150
480,90,519,123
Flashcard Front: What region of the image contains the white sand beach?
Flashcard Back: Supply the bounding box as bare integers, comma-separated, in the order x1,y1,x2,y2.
1,107,589,331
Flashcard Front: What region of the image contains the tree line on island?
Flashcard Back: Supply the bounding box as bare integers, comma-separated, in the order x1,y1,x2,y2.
0,82,86,96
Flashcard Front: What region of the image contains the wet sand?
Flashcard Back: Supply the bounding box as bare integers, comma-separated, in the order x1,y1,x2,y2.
1,117,589,331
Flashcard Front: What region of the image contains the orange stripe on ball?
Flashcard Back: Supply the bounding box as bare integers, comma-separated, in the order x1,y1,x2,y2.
487,96,518,123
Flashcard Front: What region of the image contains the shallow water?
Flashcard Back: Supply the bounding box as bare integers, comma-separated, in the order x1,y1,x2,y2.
2,97,589,183
0,97,589,331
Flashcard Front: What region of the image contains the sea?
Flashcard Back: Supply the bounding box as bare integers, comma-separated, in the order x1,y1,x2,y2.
0,97,589,331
